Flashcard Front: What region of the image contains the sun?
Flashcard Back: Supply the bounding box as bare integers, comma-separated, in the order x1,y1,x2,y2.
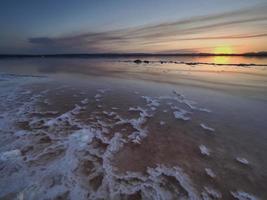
214,46,234,54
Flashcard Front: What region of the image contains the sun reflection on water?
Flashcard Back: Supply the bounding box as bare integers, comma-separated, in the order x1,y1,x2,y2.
212,56,231,64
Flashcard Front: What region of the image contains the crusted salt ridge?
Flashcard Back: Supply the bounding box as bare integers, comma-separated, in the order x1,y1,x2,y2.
94,106,150,144
173,110,191,121
172,90,211,113
97,164,201,200
183,99,211,113
141,92,212,123
1,103,106,198
202,186,222,199
14,129,97,199
231,191,259,200
205,168,216,178
236,157,249,165
103,110,117,117
0,75,51,132
4,118,196,198
22,111,198,199
199,145,210,156
160,121,166,125
44,104,84,127
157,92,211,114
122,106,151,143
0,149,21,161
0,76,63,197
30,111,59,115
0,78,220,200
95,93,102,99
71,128,95,146
93,88,111,102
142,96,160,111
81,98,89,104
200,123,215,132
97,88,110,94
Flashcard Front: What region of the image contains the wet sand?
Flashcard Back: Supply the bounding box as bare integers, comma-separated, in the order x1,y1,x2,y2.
0,58,267,199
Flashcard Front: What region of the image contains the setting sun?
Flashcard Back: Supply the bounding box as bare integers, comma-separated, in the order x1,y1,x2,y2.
214,46,234,54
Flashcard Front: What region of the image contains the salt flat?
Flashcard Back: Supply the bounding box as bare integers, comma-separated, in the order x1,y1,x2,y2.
0,57,267,199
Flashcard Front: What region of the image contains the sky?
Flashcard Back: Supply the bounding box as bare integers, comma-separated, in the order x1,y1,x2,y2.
0,0,267,54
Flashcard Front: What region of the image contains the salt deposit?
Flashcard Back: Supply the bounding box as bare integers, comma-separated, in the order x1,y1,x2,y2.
231,191,259,200
200,123,215,132
236,157,249,165
199,145,210,156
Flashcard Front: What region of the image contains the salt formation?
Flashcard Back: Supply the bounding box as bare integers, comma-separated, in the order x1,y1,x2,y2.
1,74,256,200
202,186,222,199
199,145,210,156
236,157,249,165
200,123,215,132
160,121,166,125
173,110,191,121
0,149,21,161
81,98,89,104
205,168,216,178
231,191,259,200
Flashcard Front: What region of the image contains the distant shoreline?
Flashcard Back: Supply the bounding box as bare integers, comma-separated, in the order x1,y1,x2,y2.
0,52,267,59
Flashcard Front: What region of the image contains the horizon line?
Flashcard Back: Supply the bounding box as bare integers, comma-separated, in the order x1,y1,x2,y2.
1,51,267,58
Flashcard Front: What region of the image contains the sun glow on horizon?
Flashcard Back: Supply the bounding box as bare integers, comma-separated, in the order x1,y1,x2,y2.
213,46,234,54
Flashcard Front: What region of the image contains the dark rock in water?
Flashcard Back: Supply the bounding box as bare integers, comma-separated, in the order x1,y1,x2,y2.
186,62,197,65
134,59,142,64
144,60,149,64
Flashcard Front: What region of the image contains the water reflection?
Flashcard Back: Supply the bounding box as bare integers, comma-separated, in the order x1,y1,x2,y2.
0,57,267,81
198,55,267,65
212,56,231,64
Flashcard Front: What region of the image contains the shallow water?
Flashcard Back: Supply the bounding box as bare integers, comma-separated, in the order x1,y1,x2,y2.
0,57,267,200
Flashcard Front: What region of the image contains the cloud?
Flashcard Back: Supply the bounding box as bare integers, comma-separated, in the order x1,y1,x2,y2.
29,37,55,44
28,3,267,53
173,33,267,41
